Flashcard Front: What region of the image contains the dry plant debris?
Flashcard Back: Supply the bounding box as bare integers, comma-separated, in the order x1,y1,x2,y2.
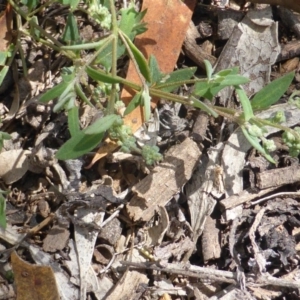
0,0,300,299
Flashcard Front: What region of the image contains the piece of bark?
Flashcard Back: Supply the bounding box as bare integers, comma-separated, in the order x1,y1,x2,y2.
43,223,70,252
217,9,245,40
107,270,148,300
221,103,300,196
183,21,216,69
257,165,300,189
214,7,280,105
278,7,300,39
249,0,300,14
201,216,221,262
219,187,276,210
277,40,300,62
126,138,201,222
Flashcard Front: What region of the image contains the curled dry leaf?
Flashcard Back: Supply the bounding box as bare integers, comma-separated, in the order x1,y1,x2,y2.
0,149,31,184
11,251,60,300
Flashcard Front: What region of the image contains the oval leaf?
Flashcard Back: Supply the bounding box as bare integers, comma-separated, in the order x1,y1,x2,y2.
251,71,295,111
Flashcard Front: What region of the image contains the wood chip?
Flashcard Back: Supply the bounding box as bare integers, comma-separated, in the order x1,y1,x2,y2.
126,138,201,222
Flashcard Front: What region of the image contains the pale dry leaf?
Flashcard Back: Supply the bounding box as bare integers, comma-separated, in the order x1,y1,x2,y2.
0,149,31,184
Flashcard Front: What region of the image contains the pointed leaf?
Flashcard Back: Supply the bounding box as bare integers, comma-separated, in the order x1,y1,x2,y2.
86,66,122,84
124,92,142,116
141,87,151,122
204,60,213,80
62,13,80,44
149,55,163,84
56,131,105,160
0,195,6,229
155,67,197,92
251,71,295,111
120,30,151,83
39,81,69,103
68,106,80,137
84,114,119,135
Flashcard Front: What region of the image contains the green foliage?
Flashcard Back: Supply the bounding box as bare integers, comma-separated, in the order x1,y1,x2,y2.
11,0,298,166
251,72,295,111
0,131,11,151
0,190,7,229
282,127,300,157
62,13,80,45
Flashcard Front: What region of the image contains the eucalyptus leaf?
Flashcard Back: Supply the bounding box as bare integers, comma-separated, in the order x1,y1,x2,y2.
84,114,119,135
251,71,295,111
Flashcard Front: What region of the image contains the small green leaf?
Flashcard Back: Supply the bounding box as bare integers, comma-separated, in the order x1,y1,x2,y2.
57,0,80,7
204,60,213,81
215,74,249,86
1,132,11,140
56,131,105,160
86,66,122,84
119,30,151,82
191,97,218,118
29,16,40,41
74,83,93,107
215,67,239,77
124,92,142,115
0,195,6,229
0,66,9,88
141,87,151,122
85,114,119,135
235,86,254,121
241,126,276,164
21,0,38,11
149,55,163,85
68,106,80,137
155,67,196,92
39,81,69,103
62,13,80,44
251,71,295,111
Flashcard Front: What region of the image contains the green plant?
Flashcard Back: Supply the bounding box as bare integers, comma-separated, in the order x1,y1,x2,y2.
0,189,8,229
7,0,298,165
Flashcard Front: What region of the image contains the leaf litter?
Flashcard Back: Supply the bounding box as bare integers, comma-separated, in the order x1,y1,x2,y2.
0,0,300,299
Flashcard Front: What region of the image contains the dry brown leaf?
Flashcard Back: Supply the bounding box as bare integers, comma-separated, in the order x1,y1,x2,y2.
0,3,13,52
89,0,196,167
11,251,60,300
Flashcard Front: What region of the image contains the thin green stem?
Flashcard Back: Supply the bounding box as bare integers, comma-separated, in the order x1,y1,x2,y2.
107,0,118,114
